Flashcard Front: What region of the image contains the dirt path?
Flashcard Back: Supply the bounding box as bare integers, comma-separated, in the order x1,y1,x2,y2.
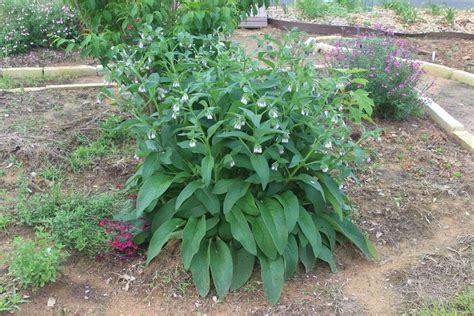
426,76,474,134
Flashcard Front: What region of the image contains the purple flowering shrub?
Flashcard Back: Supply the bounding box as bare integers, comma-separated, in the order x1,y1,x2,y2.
0,0,79,56
328,32,426,120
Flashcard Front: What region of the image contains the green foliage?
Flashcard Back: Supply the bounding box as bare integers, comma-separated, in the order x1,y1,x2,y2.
444,7,456,25
0,214,11,230
383,0,418,24
0,0,79,56
296,0,362,19
329,34,425,120
425,0,443,16
63,0,268,64
17,186,123,255
67,115,130,172
411,288,474,315
110,28,376,304
4,230,68,288
0,285,28,313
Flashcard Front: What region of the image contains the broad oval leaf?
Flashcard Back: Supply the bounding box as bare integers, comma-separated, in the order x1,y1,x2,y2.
230,247,255,290
223,181,250,214
249,216,278,260
209,238,233,298
250,154,269,189
181,216,207,270
259,255,285,305
295,174,325,201
225,207,257,255
298,207,322,258
136,173,174,217
147,218,184,265
275,191,299,232
190,239,211,297
176,180,204,209
283,235,298,279
259,198,288,255
195,187,221,215
201,156,214,186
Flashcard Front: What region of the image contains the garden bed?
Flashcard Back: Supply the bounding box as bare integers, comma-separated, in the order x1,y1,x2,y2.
267,5,474,34
0,48,96,68
1,42,472,314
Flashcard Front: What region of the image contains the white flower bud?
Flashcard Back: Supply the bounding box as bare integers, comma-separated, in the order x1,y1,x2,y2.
189,139,196,148
254,144,262,154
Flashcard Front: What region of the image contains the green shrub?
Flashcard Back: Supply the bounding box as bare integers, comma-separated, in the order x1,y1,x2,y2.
328,33,425,120
17,186,123,255
444,7,456,25
63,0,263,64
382,0,418,24
108,28,377,304
0,0,79,56
296,0,361,19
5,230,68,288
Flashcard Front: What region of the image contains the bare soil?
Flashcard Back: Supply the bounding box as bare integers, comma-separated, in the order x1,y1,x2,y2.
268,6,474,34
0,32,473,315
0,48,96,68
426,76,474,133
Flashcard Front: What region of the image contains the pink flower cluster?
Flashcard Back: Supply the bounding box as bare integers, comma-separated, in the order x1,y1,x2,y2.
99,219,140,260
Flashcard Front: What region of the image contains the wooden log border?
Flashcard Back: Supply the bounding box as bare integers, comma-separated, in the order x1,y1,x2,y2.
268,18,474,40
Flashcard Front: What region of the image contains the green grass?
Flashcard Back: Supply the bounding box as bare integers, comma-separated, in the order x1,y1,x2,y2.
0,75,77,89
67,115,131,172
411,288,474,315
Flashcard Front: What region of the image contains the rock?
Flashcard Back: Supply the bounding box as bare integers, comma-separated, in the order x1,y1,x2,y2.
47,297,56,308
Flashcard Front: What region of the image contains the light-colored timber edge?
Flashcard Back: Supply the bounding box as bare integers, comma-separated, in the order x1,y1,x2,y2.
0,65,105,79
0,82,116,93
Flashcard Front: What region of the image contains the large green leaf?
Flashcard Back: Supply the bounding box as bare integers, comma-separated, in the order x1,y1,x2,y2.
151,197,178,232
147,218,184,264
298,207,322,258
259,198,288,255
236,191,259,216
136,173,174,217
230,247,255,290
209,238,233,298
176,180,204,209
190,239,211,297
312,214,336,251
318,245,337,273
298,243,316,273
275,191,299,232
296,174,325,201
195,187,220,215
250,154,269,189
223,181,250,214
181,216,207,269
321,213,377,259
259,255,285,305
249,216,278,260
225,207,257,255
201,156,214,186
283,235,298,279
212,178,237,194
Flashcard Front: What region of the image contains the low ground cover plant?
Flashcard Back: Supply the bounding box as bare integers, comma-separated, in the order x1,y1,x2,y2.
0,0,79,56
3,230,68,288
328,32,425,120
17,186,124,255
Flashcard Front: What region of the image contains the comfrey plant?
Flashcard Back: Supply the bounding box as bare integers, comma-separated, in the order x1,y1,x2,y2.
108,29,377,304
328,32,426,120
